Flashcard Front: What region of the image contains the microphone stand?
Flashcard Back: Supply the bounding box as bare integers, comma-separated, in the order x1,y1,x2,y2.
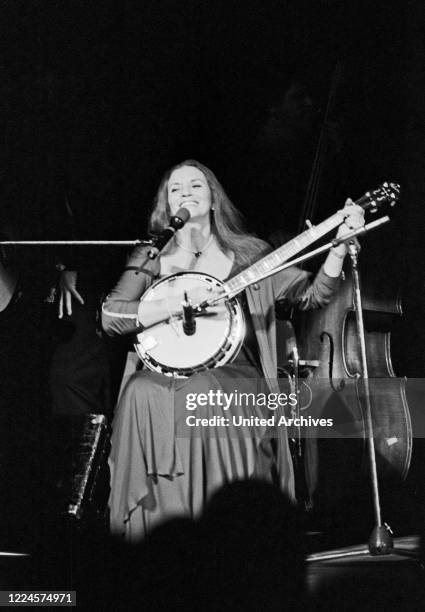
254,217,417,563
0,240,152,245
284,223,417,563
275,218,394,556
347,240,393,555
0,238,158,276
285,343,313,510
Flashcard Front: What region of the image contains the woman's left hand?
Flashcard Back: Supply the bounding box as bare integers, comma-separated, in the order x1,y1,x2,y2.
336,199,365,239
333,199,365,256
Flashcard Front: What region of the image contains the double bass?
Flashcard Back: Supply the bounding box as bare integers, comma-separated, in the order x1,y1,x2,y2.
285,66,412,513
294,254,412,503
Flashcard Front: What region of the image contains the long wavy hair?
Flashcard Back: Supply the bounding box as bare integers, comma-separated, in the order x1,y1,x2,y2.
148,160,269,268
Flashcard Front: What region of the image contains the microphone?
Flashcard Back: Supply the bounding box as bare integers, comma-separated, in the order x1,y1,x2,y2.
147,208,190,259
182,291,196,336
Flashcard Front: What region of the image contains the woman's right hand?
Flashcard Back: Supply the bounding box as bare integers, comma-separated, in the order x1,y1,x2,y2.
186,285,224,309
138,285,225,328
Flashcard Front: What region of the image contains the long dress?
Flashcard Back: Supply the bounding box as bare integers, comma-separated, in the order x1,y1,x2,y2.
102,248,340,541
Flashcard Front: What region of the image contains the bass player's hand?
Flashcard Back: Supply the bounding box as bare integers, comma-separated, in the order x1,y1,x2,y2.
58,270,85,318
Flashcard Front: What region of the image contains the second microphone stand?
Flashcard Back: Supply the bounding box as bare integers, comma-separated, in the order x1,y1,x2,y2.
242,216,395,557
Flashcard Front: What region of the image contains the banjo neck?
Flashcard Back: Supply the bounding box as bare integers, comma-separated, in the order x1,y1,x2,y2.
222,181,400,299
223,210,343,298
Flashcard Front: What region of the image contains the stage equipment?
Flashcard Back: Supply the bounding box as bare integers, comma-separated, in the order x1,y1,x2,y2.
51,414,110,522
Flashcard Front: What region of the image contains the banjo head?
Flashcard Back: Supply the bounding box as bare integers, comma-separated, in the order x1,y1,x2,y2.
135,272,245,377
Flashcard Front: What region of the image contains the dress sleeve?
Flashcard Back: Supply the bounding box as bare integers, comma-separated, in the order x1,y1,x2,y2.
271,264,340,310
101,246,160,336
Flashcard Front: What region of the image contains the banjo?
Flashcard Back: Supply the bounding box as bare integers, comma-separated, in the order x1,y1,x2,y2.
135,183,399,377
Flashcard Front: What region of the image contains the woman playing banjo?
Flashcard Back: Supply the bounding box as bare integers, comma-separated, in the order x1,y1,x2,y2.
102,159,364,541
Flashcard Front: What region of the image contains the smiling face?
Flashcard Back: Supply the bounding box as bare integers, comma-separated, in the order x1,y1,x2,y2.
167,165,213,221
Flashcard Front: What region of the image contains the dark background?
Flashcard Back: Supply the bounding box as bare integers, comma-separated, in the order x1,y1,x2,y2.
0,0,424,371
0,0,425,580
